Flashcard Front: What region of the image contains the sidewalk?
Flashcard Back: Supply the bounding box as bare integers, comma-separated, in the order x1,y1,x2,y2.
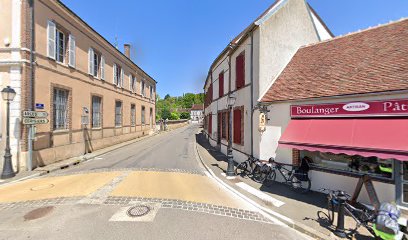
0,130,161,186
195,131,373,240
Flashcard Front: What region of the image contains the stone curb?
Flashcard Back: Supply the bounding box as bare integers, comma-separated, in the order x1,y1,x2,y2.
194,139,336,240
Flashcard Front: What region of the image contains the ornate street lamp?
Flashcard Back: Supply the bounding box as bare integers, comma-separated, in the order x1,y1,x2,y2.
1,86,16,179
226,93,236,177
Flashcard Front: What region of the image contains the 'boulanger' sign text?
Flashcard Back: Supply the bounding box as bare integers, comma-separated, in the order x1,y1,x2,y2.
291,99,408,118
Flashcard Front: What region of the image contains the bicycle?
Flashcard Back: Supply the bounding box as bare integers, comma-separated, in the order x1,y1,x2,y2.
319,189,405,239
235,156,259,177
253,158,311,193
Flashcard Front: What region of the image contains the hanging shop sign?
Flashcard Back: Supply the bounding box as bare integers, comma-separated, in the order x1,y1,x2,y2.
258,112,266,132
291,98,408,118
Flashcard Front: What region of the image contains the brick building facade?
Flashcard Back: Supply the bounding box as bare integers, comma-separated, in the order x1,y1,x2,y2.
0,0,156,170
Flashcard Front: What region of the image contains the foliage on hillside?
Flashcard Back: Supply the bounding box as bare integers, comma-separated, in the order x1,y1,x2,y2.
156,93,204,120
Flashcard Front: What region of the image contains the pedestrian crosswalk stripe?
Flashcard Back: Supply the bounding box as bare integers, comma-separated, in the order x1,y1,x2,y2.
235,182,285,208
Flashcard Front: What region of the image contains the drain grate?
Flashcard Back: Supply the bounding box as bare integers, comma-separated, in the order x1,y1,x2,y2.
126,205,151,218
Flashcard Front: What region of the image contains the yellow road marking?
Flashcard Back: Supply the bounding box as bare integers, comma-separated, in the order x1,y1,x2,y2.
110,171,247,209
0,172,121,203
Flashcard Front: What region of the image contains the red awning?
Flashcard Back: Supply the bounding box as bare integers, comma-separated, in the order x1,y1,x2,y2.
279,119,408,161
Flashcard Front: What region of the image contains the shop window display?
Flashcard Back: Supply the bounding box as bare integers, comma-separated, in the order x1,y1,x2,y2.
300,151,393,180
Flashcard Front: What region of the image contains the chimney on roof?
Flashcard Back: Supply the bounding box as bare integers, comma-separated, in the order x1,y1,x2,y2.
124,44,131,58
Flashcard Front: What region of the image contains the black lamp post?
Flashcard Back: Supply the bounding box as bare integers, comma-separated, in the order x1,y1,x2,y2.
226,93,236,177
1,86,16,179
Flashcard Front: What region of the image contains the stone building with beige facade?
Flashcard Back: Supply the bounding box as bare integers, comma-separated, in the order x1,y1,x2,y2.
0,0,157,171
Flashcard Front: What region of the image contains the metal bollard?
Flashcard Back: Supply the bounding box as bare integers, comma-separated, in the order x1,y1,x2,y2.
334,192,348,238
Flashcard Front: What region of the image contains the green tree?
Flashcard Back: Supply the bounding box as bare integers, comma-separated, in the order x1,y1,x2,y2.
161,108,171,120
180,112,190,119
164,94,171,100
182,93,196,108
169,112,180,120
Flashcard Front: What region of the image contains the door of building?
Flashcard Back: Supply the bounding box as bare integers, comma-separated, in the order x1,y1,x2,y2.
396,161,408,207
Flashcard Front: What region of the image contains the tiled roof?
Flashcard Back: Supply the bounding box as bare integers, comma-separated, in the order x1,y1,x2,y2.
191,104,204,111
260,18,408,102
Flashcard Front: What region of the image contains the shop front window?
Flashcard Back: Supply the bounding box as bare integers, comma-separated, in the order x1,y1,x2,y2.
300,151,393,180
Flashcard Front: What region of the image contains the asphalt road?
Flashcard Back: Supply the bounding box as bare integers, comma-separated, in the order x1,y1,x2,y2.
61,125,202,173
0,205,305,240
0,125,310,240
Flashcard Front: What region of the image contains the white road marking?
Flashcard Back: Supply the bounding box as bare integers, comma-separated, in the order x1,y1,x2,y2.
235,182,285,208
194,134,294,226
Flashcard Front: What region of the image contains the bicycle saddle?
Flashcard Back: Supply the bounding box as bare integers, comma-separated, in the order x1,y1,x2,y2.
360,202,375,212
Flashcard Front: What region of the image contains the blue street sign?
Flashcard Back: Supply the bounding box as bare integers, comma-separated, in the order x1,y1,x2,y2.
35,103,44,109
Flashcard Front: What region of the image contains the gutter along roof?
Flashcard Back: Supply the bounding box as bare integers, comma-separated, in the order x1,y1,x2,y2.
53,0,157,84
260,18,408,103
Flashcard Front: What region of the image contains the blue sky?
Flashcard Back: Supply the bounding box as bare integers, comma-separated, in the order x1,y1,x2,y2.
62,0,408,98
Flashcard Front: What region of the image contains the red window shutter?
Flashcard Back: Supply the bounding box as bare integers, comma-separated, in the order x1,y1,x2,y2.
219,72,224,98
226,112,230,141
221,112,226,139
218,112,222,137
235,52,245,89
233,109,242,144
209,115,212,134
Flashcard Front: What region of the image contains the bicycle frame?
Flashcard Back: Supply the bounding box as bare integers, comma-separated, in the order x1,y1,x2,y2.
344,202,376,235
322,188,378,237
273,163,295,184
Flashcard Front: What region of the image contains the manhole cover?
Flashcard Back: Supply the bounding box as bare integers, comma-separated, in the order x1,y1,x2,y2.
127,205,151,218
24,206,54,221
30,184,55,191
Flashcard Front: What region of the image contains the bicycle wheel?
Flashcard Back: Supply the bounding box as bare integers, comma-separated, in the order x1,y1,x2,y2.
253,165,269,183
327,198,335,225
235,162,248,176
291,175,311,193
264,169,276,186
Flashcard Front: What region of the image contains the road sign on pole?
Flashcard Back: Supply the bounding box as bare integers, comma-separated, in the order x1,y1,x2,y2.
22,111,48,118
22,118,49,125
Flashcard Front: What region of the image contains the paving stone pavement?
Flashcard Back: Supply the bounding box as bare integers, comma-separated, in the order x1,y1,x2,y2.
0,196,270,224
0,167,269,224
77,171,131,205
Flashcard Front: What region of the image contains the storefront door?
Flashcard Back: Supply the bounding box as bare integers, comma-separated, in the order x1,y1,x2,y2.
396,162,408,207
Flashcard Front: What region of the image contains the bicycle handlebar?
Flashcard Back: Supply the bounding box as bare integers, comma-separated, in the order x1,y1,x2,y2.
320,188,351,199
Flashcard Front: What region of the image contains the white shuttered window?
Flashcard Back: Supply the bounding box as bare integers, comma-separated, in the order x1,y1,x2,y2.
68,34,76,67
47,20,56,59
113,64,117,84
100,56,105,80
120,68,124,88
88,48,94,75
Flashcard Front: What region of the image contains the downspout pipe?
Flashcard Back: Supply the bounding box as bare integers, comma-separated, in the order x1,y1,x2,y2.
250,31,254,157
27,0,35,171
